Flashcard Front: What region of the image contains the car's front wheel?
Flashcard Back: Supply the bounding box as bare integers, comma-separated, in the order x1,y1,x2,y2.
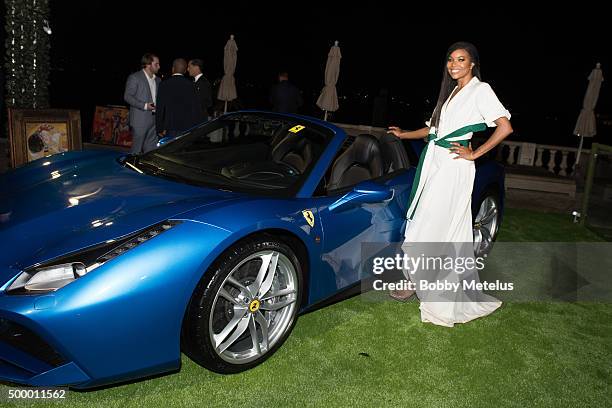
182,237,302,374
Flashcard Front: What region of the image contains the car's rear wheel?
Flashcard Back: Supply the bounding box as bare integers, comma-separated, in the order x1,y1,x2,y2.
473,192,501,257
182,237,302,373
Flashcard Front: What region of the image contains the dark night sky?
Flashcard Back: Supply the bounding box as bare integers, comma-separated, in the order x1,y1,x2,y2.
22,2,612,145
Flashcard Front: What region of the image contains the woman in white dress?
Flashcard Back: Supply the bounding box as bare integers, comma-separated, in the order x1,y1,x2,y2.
387,42,513,327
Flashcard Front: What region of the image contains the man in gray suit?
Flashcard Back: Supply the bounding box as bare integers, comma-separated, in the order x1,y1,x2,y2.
124,53,161,154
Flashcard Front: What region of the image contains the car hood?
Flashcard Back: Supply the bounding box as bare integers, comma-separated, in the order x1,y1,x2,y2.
0,150,239,271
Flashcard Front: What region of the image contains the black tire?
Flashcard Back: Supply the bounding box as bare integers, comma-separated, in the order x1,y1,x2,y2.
182,236,303,374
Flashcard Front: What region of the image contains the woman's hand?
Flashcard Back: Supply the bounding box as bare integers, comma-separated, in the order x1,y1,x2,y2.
387,126,403,138
449,142,476,161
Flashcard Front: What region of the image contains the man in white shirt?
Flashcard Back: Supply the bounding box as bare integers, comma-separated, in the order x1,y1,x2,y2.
124,53,161,154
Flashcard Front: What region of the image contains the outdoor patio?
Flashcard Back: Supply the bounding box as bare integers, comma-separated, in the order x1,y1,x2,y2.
2,130,611,407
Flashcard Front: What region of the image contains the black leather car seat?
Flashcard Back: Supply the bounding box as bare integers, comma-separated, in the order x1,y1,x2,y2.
378,133,411,172
327,134,384,191
270,134,313,173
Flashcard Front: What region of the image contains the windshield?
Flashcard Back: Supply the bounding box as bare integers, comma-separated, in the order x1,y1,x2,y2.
129,113,334,196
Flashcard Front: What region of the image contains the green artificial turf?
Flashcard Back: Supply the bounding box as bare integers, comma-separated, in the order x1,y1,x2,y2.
497,208,605,242
2,208,611,407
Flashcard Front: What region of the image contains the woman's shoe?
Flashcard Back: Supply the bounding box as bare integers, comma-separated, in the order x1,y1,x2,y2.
389,289,415,302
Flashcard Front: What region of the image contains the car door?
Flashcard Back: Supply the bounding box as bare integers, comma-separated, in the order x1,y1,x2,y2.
309,134,414,302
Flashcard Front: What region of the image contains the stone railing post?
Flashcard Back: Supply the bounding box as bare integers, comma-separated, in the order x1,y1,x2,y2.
547,149,557,173
559,151,569,176
535,147,544,168
508,145,517,165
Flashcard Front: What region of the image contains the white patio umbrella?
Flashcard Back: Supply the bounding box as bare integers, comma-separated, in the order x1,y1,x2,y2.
217,34,238,113
574,63,604,164
316,41,341,121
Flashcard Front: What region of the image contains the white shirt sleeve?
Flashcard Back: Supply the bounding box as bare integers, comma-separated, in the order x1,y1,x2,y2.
475,83,511,127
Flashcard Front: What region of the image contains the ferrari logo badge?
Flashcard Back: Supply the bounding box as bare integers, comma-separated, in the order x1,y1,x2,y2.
249,299,261,313
288,125,305,134
302,210,315,227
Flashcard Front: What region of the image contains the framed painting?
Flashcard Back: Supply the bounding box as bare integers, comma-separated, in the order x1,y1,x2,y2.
91,105,132,147
8,109,82,168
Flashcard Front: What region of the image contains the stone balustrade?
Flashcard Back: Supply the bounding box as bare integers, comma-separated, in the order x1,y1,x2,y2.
494,140,589,177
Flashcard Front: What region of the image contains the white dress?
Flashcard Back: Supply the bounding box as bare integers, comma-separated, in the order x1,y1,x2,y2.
402,76,511,327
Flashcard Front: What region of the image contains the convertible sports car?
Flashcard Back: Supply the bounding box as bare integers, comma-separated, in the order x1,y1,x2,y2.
0,111,503,388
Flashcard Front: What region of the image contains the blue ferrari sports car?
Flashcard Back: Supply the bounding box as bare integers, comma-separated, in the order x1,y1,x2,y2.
0,111,504,388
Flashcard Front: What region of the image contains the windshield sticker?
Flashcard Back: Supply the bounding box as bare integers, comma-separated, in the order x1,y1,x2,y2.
288,125,305,134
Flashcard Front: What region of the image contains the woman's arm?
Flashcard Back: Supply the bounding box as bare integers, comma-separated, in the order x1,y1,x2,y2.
387,126,429,140
450,117,513,160
471,117,513,159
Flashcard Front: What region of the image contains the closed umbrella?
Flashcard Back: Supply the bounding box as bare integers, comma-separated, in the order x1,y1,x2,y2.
574,63,604,164
316,41,341,121
217,34,238,113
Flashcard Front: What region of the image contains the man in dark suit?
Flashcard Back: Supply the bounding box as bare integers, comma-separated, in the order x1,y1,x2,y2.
155,58,202,138
269,71,303,114
124,53,161,153
187,59,212,121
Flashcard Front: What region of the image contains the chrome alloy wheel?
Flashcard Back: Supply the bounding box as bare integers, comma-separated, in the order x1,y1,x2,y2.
473,196,499,257
209,250,298,364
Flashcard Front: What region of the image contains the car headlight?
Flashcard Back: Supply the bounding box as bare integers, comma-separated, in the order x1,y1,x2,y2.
6,221,180,294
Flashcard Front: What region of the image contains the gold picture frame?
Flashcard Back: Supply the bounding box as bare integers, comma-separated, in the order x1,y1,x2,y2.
8,108,82,168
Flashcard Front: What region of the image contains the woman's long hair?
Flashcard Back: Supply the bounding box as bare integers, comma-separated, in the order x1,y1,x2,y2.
429,42,481,132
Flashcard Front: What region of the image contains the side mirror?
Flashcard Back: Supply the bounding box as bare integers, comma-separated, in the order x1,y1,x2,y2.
329,181,394,213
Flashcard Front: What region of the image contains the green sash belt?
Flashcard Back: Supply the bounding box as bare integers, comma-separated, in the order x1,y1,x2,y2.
406,123,487,221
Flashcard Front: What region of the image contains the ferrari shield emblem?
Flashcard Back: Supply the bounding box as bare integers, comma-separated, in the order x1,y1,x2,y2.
302,210,315,227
